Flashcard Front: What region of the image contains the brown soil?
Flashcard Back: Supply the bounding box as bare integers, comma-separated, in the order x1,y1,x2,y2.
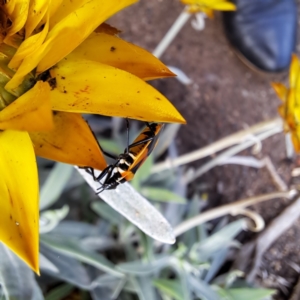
110,1,300,298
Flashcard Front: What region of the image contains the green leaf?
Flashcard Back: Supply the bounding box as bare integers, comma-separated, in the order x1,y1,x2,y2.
117,256,171,275
39,205,69,234
40,243,91,289
153,279,185,300
0,243,43,300
45,284,74,300
40,234,124,278
192,219,244,259
91,202,123,225
98,138,122,156
223,288,276,300
40,163,73,210
141,187,187,203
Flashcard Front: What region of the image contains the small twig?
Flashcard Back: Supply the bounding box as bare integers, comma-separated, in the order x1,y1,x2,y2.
263,156,288,191
234,194,300,283
151,118,283,174
285,132,294,160
152,7,191,58
290,275,300,300
185,125,282,184
220,155,287,191
174,190,296,237
232,208,265,232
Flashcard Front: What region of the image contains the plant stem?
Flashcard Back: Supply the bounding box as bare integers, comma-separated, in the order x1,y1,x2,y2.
173,190,297,237
152,7,190,59
151,118,283,174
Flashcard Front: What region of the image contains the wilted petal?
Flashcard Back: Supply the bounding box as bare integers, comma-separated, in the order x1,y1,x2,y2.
0,81,53,131
0,130,39,272
50,59,186,123
271,82,288,102
29,111,107,170
68,32,175,80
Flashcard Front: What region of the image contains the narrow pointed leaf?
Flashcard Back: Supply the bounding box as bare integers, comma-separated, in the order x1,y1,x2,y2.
50,59,186,123
77,167,176,244
40,234,124,278
0,81,53,131
141,187,187,203
68,32,175,80
0,130,39,272
153,279,185,300
40,163,73,210
40,243,91,289
0,243,43,300
29,111,107,170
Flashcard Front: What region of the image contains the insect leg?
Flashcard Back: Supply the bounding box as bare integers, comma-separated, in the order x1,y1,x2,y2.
125,118,130,154
96,164,114,182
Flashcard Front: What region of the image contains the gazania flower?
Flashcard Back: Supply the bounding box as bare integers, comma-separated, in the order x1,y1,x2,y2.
272,54,300,152
181,0,236,18
0,0,185,273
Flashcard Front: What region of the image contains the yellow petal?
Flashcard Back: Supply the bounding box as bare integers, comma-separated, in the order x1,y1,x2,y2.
0,130,39,273
3,0,16,17
289,54,300,88
271,82,288,102
49,59,186,124
9,15,49,70
4,0,30,38
6,0,137,90
37,0,137,73
25,0,49,38
68,32,175,80
0,81,53,131
29,111,107,170
209,2,236,10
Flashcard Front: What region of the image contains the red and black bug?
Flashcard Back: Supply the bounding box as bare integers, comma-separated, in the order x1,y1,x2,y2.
86,121,164,193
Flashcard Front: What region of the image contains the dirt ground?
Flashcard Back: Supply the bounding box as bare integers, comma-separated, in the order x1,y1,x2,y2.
110,0,300,298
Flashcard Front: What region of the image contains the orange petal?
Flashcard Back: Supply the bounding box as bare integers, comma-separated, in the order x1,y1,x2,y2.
0,81,53,131
271,82,288,102
49,59,186,124
29,111,107,170
68,32,175,80
0,130,39,273
291,130,300,152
